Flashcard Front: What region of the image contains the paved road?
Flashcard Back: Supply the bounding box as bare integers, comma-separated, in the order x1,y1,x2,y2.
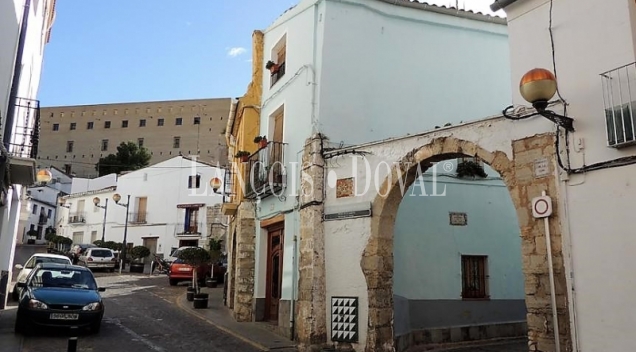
15,273,261,352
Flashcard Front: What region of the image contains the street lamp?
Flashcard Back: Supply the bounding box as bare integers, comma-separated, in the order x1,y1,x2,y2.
112,193,130,270
93,197,108,243
502,68,575,132
36,169,53,185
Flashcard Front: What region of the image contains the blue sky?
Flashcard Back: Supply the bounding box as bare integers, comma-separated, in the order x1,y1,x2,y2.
38,0,500,107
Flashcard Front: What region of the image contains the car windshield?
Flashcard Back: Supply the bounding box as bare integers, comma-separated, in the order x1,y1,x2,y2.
30,268,97,290
26,257,70,269
90,249,112,257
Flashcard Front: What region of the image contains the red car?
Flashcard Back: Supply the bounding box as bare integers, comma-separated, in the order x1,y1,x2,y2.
168,259,211,286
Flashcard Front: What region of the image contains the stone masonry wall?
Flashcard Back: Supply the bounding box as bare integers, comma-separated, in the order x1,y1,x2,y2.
296,134,328,351
232,201,256,322
363,134,571,352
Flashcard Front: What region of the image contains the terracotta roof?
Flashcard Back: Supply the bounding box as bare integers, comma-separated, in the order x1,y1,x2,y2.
398,0,506,21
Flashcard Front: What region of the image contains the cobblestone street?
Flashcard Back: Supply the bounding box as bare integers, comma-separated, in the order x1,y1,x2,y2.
1,273,262,352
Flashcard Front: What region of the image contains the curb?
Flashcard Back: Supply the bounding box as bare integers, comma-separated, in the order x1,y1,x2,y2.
175,293,268,351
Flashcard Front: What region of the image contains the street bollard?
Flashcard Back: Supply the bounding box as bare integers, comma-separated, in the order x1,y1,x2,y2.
150,261,154,276
67,326,78,352
119,259,123,275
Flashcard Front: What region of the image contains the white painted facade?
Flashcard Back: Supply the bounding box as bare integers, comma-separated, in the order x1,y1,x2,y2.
70,173,117,194
499,0,636,350
0,0,55,309
56,157,225,257
17,167,72,243
251,0,511,327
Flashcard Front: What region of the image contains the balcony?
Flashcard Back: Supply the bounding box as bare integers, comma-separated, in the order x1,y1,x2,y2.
68,212,86,224
601,62,636,148
5,97,40,185
243,141,286,200
176,222,202,237
38,214,48,225
221,166,238,216
270,62,286,87
128,212,148,224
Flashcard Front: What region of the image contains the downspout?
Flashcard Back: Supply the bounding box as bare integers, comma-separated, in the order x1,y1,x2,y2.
4,0,32,151
489,0,519,12
226,98,239,148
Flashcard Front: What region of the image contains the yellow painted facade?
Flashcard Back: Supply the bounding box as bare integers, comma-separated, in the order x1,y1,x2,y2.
222,30,264,213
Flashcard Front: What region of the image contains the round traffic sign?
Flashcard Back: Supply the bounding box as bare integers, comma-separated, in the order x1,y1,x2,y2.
534,199,549,215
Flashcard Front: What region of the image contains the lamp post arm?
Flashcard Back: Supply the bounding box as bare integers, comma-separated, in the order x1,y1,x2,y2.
101,198,108,242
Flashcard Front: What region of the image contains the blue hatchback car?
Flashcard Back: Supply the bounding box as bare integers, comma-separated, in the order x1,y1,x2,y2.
14,262,106,334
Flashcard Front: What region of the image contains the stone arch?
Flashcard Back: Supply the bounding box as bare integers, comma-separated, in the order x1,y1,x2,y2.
361,135,571,352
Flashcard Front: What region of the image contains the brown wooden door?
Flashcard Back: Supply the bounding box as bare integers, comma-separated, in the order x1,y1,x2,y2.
265,226,284,322
137,197,148,222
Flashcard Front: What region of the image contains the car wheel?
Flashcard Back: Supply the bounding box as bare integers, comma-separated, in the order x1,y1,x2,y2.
169,279,178,286
14,311,28,335
90,321,101,334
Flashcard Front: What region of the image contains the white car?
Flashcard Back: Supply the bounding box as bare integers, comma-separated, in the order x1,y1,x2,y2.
12,253,72,300
78,247,117,271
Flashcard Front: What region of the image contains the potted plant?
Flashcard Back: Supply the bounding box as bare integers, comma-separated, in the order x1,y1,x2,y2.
178,247,211,309
26,229,38,244
206,238,224,288
129,246,150,273
266,60,279,74
235,151,250,162
456,160,488,179
254,136,268,149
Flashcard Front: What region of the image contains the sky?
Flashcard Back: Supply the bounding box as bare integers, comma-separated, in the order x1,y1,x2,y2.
38,0,503,107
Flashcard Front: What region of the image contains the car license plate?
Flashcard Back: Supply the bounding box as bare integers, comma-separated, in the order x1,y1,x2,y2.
178,268,191,271
50,313,79,320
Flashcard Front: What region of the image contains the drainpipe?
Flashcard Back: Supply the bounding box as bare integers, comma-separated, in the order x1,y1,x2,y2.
290,234,298,339
4,0,32,151
225,98,239,148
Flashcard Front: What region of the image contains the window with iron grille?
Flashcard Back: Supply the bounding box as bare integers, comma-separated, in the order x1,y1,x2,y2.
104,121,111,128
461,255,488,299
87,122,93,129
173,136,180,148
70,123,76,130
175,117,182,125
188,175,201,189
138,138,144,148
139,119,146,127
193,116,200,124
157,118,164,126
66,141,74,153
52,123,59,131
101,139,108,151
122,120,128,128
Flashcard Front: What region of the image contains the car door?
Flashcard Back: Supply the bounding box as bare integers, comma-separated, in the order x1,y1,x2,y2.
16,257,36,283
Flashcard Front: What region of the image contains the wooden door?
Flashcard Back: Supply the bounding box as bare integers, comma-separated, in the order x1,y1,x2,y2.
137,197,147,222
265,225,284,322
143,238,158,264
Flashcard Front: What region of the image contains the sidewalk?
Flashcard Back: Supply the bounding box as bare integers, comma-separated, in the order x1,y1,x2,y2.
175,286,297,351
0,307,22,352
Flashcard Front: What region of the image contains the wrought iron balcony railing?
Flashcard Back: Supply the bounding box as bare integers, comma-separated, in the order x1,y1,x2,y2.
244,141,286,200
128,212,148,224
270,62,286,87
601,62,636,148
68,212,86,224
38,214,48,225
176,222,202,236
8,97,40,159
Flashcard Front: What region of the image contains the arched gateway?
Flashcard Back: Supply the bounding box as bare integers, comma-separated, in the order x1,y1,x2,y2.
360,134,571,352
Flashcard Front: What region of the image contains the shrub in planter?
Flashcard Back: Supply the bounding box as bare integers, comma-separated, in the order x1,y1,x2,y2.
129,246,150,273
266,60,279,73
254,136,268,148
178,247,210,294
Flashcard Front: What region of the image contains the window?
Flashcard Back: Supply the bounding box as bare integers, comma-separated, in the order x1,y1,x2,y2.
52,123,59,131
101,139,108,151
271,108,285,142
104,121,111,128
47,209,52,218
66,141,74,153
182,207,200,233
139,119,146,127
32,205,38,214
461,255,488,299
122,120,128,128
175,118,182,125
70,123,76,130
90,231,98,244
87,122,94,129
157,118,164,126
193,116,200,124
269,35,287,87
188,175,201,188
173,136,180,148
64,164,72,174
138,138,144,147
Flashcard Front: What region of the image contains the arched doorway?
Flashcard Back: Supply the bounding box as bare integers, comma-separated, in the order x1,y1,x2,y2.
361,135,571,352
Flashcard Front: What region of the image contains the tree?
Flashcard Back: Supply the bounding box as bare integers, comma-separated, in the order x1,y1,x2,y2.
178,247,210,293
95,141,151,176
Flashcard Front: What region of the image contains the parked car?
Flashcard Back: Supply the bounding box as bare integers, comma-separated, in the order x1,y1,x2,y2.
69,243,97,265
167,247,211,286
12,253,72,301
14,262,106,334
77,248,117,272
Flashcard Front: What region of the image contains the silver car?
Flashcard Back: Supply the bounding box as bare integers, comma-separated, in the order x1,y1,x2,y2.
12,253,72,300
78,247,117,272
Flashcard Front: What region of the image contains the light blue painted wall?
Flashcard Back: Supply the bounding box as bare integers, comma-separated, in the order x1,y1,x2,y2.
318,0,511,146
393,161,524,300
